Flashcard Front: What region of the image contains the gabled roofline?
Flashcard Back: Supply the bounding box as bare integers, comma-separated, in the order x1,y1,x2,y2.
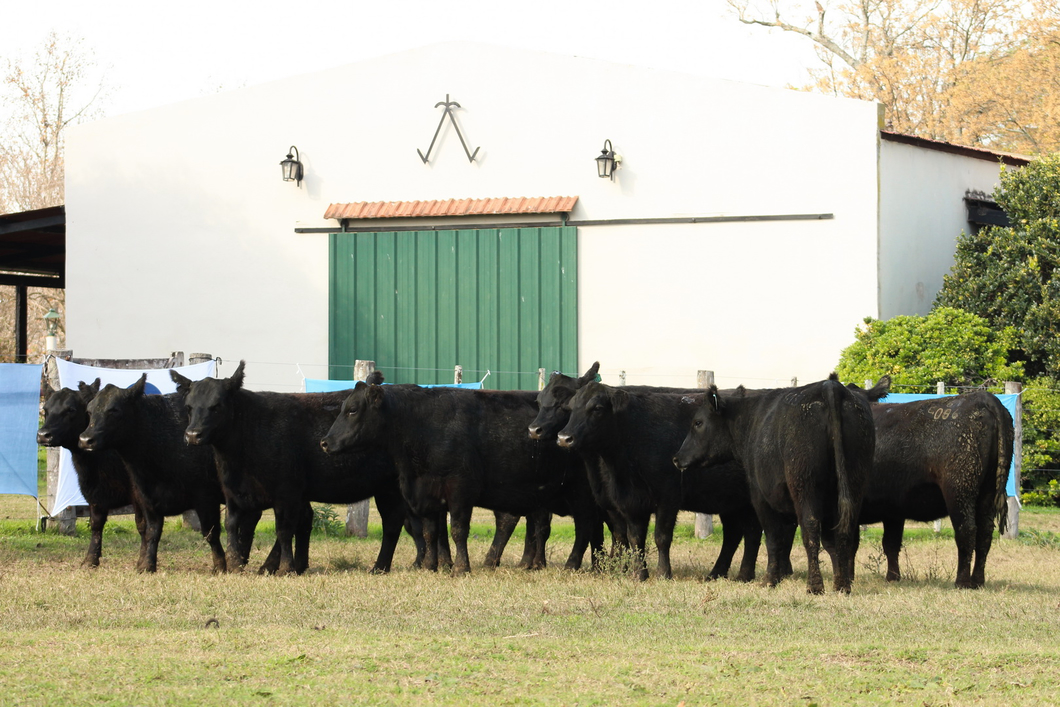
881,131,1030,167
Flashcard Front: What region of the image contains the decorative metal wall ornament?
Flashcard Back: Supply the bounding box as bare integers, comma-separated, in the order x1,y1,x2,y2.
417,94,480,164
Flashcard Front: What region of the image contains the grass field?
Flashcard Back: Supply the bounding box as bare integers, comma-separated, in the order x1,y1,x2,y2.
1,492,1059,706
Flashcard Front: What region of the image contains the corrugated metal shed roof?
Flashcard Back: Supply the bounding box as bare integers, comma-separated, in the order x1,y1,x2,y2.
324,196,578,220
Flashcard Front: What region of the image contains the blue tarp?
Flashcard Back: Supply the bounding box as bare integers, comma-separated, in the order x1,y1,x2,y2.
878,392,1020,497
0,363,44,498
304,378,483,393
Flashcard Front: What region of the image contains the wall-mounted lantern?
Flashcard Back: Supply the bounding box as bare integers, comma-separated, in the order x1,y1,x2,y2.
280,146,303,186
596,139,621,180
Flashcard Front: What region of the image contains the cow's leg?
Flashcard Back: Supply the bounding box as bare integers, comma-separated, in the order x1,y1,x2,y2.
567,507,600,571
268,505,298,576
653,505,678,580
734,512,763,582
970,492,996,589
436,511,454,569
753,500,789,587
798,507,825,595
950,504,976,588
606,510,630,557
881,517,904,581
484,511,519,568
138,510,165,573
224,501,250,572
707,512,742,580
197,503,227,574
527,509,551,570
232,507,263,568
420,512,440,572
625,515,650,581
405,513,427,569
293,503,312,575
372,492,406,574
828,517,857,594
82,504,109,568
448,504,473,577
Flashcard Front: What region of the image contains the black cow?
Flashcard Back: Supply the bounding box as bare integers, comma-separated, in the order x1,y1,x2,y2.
674,375,875,594
528,362,707,562
173,362,427,576
320,383,604,576
77,375,254,573
847,379,1013,588
37,380,145,568
556,381,763,581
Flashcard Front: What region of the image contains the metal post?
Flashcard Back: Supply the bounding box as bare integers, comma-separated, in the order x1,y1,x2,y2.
694,369,715,539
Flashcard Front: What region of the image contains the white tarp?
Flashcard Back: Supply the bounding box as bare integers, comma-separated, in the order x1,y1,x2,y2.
50,358,217,515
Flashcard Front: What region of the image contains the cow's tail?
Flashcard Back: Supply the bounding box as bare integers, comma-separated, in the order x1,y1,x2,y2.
994,399,1015,536
824,376,856,531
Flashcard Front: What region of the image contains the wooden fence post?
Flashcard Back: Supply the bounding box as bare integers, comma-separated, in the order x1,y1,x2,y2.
1004,381,1022,539
345,360,376,538
454,365,463,385
538,368,546,391
694,370,715,539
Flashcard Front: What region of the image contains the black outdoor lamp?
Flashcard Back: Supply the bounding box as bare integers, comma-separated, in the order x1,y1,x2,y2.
596,139,621,180
280,145,303,186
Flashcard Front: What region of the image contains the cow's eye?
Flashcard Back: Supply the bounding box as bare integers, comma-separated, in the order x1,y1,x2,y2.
693,419,703,429
346,409,356,417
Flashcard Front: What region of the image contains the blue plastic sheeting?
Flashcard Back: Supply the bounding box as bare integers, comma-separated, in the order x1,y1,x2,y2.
304,378,483,393
878,392,1020,497
0,363,44,498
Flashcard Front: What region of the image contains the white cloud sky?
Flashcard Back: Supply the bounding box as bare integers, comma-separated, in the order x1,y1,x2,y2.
2,0,822,118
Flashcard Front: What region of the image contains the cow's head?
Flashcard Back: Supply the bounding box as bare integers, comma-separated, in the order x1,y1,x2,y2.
176,361,245,446
320,381,387,454
673,385,735,471
555,380,627,451
528,362,599,441
38,379,101,449
79,375,147,451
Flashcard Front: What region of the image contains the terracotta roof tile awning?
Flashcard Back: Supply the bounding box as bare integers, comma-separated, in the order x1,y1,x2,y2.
324,196,578,221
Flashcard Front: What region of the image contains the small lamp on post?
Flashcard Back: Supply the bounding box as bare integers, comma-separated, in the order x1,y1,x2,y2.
280,145,303,187
43,307,60,352
595,139,621,181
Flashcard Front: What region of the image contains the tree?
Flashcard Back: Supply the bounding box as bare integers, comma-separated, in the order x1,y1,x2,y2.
0,32,105,361
935,153,1060,378
835,306,1024,390
728,0,1060,154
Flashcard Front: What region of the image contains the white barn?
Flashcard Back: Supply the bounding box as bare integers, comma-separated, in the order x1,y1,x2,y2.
63,42,1022,391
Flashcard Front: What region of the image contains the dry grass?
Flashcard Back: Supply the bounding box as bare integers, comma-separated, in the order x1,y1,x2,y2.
1,501,1059,706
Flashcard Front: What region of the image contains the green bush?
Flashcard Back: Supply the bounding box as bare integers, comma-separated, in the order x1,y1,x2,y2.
835,307,1024,390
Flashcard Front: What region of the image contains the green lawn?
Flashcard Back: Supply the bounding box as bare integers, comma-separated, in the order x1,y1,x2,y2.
1,501,1058,706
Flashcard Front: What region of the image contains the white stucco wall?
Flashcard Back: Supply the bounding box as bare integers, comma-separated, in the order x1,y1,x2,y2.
878,139,1007,319
66,42,880,391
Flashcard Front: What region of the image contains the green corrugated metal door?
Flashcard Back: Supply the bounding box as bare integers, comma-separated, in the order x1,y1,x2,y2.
329,227,577,390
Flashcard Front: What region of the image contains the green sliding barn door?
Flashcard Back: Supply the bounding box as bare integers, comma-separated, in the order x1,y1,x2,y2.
329,227,577,390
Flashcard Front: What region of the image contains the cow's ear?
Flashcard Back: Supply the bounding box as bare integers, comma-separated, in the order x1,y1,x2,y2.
868,375,892,402
170,370,193,397
77,379,101,402
577,362,601,387
708,385,723,413
365,383,385,408
227,360,246,390
129,373,147,397
611,388,629,412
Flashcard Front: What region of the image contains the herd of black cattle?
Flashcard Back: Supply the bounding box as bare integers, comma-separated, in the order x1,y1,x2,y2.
35,361,1014,594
